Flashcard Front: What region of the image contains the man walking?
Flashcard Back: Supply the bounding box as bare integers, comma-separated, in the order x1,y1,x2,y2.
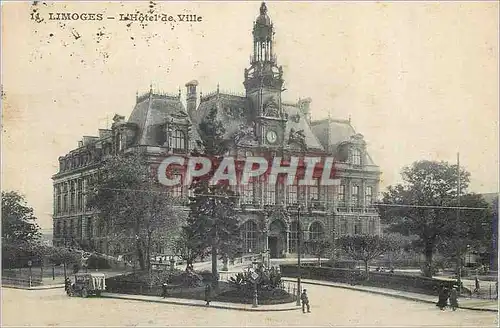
205,284,212,306
474,277,480,294
300,289,311,313
161,283,168,298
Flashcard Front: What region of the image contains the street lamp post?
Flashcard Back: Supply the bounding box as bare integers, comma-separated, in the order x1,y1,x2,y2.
296,206,302,306
27,260,33,288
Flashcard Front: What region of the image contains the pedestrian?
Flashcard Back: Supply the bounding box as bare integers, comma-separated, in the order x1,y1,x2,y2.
449,287,459,311
300,289,311,313
436,285,448,310
474,277,480,293
204,284,211,306
161,283,168,298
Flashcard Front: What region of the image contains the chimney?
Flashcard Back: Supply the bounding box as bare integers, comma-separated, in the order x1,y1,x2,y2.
185,80,199,118
298,97,312,123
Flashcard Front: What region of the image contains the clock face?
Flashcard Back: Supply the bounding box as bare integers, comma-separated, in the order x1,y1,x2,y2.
266,130,278,144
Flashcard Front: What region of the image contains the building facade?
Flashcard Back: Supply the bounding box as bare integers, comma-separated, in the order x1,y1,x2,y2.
52,2,381,258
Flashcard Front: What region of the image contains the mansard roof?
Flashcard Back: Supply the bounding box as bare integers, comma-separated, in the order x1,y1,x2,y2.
311,118,377,166
193,91,324,151
282,103,324,151
128,92,202,148
195,92,249,140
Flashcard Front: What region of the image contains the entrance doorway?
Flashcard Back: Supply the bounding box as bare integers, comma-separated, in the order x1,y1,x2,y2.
268,236,278,258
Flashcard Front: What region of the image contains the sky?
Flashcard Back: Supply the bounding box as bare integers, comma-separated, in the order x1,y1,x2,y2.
2,1,499,231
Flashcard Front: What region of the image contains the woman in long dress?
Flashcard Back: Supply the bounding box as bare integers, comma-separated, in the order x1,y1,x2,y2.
436,286,449,310
449,287,459,311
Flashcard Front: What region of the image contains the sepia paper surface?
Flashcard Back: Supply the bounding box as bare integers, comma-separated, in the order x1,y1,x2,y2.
1,1,499,326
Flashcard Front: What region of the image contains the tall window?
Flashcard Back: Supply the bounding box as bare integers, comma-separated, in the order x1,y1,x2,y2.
77,180,83,211
86,217,93,239
338,185,346,204
56,185,61,214
340,219,348,234
351,148,361,165
309,222,324,240
241,183,254,204
77,218,83,239
369,219,376,234
354,220,362,234
63,184,68,213
171,175,182,198
70,181,76,212
351,185,359,207
289,221,302,253
309,186,319,206
55,221,62,237
242,220,257,253
365,186,373,206
288,185,297,205
171,130,186,150
264,183,276,205
298,186,307,205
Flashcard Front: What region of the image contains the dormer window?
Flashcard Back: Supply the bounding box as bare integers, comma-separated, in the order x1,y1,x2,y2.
350,148,361,165
171,129,186,150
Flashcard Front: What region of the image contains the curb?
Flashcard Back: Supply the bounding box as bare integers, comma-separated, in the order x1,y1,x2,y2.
282,278,498,313
2,284,65,291
101,293,301,312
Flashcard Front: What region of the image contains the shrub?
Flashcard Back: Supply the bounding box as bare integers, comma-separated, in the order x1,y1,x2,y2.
87,255,111,269
228,265,283,292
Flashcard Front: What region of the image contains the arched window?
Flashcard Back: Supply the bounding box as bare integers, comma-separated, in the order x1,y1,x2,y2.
171,130,186,150
242,220,257,253
289,221,302,253
309,222,324,240
350,148,361,165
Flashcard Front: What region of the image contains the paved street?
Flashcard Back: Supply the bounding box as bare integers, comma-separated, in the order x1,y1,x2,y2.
2,283,497,327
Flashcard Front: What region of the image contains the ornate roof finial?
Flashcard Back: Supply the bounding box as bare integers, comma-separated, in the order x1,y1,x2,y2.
149,82,153,94
217,83,220,93
260,2,267,15
178,87,181,98
348,115,351,123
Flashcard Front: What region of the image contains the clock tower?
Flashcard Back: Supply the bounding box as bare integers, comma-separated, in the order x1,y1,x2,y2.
243,2,287,148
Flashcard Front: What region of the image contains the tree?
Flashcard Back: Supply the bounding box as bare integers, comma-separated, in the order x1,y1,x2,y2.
336,234,398,280
45,246,81,277
2,191,42,268
173,229,207,271
87,152,181,271
378,160,491,277
187,107,242,286
306,238,332,266
435,193,492,272
2,191,41,244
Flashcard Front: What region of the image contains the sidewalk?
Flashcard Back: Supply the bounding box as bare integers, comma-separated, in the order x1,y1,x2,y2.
3,283,65,290
101,292,301,312
282,278,498,312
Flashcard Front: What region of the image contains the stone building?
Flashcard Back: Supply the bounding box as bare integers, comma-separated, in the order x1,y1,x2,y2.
52,2,381,258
